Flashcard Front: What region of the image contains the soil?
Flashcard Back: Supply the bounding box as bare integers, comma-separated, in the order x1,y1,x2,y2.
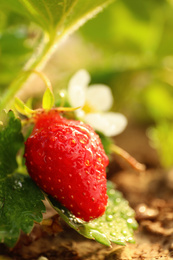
0,124,173,260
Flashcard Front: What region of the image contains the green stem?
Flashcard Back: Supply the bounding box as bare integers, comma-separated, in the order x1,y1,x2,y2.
110,144,146,172
0,33,56,111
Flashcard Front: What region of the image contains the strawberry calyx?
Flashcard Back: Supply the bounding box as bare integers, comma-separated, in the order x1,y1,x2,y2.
15,89,80,122
14,69,80,119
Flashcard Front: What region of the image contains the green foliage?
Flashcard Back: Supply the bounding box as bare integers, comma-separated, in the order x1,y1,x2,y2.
0,111,45,247
0,111,24,178
0,174,46,247
77,0,173,169
148,122,173,168
0,10,34,89
14,97,34,117
0,0,114,37
140,83,173,168
79,0,165,54
0,0,115,110
0,26,33,89
141,84,173,121
48,181,137,246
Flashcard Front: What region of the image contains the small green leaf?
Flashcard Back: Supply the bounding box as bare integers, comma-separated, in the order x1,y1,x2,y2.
42,88,55,110
47,181,138,246
0,110,24,178
0,111,46,247
14,97,34,117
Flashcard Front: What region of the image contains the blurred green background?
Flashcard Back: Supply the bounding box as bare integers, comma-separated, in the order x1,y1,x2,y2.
1,0,173,168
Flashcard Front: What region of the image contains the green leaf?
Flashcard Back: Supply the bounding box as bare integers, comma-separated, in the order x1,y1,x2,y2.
0,24,33,89
0,174,46,247
42,88,55,110
0,0,114,37
14,97,34,117
48,181,138,246
0,110,24,178
0,111,46,247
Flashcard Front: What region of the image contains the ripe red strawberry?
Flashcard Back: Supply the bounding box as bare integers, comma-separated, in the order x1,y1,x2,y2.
24,110,109,221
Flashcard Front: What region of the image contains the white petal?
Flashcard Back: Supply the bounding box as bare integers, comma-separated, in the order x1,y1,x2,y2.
75,109,85,119
84,112,127,137
68,70,90,108
86,84,113,112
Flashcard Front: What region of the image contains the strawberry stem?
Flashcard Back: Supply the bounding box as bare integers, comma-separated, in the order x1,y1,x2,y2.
56,106,81,112
110,144,146,172
0,34,55,111
28,69,53,91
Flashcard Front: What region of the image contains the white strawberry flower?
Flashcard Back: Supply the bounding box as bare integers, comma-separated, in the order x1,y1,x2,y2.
68,69,127,137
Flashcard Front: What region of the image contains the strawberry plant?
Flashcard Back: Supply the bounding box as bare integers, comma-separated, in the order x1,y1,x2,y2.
0,0,143,250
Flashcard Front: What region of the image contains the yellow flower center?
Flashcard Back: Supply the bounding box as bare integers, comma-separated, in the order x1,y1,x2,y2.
83,102,96,113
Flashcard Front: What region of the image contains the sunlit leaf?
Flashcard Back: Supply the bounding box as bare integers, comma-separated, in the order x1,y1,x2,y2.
48,181,138,246
42,88,55,110
15,97,34,117
0,0,114,38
